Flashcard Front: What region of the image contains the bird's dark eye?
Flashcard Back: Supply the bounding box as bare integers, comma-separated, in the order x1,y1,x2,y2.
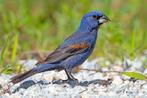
93,15,97,19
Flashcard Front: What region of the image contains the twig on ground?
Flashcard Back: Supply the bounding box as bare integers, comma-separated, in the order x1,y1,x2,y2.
79,88,88,94
81,68,122,74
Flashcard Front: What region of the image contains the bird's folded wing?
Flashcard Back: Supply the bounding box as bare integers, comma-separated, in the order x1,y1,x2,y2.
38,43,89,64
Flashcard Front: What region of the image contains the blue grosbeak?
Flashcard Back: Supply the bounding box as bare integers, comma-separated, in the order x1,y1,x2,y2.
11,11,110,84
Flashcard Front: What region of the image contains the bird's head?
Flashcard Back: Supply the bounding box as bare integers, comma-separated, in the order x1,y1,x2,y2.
80,11,110,31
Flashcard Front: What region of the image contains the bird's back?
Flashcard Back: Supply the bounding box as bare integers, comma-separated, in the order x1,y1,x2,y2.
59,29,98,69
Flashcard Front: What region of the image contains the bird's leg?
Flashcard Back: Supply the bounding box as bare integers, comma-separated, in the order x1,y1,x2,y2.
52,69,79,87
63,69,79,86
65,69,77,80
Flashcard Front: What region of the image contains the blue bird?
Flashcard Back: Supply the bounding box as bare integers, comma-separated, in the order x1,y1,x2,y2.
11,11,110,85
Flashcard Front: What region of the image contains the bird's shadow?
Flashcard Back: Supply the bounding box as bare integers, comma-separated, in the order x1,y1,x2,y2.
12,79,112,93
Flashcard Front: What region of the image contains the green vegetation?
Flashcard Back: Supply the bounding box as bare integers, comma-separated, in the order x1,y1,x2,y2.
122,71,147,80
0,0,146,73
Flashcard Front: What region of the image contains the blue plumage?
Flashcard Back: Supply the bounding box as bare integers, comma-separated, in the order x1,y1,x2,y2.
11,11,110,84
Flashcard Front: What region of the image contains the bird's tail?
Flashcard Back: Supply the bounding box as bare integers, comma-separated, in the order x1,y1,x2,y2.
10,63,59,84
10,68,37,84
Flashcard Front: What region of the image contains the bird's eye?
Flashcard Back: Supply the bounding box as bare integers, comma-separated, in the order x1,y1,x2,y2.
93,15,97,19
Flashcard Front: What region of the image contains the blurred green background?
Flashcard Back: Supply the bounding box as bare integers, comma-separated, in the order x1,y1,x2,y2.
0,0,146,73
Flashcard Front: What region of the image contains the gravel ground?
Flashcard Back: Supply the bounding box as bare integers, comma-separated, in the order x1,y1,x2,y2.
0,55,146,98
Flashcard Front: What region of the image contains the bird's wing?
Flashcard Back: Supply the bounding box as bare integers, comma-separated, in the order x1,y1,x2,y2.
37,42,89,64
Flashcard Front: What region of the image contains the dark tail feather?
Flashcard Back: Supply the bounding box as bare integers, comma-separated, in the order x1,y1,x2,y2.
10,69,37,84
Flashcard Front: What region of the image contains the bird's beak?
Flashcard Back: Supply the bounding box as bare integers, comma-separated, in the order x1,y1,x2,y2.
98,15,110,24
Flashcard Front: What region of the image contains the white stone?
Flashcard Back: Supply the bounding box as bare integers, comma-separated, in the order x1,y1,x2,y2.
112,76,123,85
0,57,147,98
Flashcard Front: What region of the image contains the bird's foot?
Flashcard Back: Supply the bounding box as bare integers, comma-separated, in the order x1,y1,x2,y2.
52,78,79,87
63,78,79,87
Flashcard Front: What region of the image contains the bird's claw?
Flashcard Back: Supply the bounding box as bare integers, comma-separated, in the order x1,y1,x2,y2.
52,78,79,87
64,78,79,87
